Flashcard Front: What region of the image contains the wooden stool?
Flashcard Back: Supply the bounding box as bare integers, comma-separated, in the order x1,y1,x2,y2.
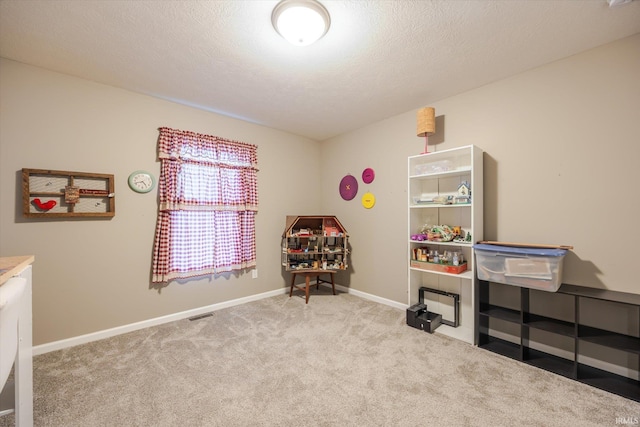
289,270,336,304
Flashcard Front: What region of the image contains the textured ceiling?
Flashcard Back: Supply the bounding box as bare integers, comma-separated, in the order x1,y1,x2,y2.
1,0,639,141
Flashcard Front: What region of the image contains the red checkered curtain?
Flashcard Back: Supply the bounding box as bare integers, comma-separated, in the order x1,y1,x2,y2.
152,127,258,283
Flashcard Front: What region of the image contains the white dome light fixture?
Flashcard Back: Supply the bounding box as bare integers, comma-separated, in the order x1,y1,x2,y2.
272,0,330,46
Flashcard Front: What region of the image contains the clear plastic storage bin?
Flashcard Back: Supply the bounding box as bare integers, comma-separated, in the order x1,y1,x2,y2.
473,244,568,292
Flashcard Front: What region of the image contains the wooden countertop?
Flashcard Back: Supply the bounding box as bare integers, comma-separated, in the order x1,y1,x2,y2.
0,255,35,286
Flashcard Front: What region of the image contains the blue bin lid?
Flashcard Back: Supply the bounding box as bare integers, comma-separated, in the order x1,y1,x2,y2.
473,243,567,257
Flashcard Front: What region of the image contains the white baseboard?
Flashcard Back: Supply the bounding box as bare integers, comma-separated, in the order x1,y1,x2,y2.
330,283,407,310
33,287,288,356
34,282,408,356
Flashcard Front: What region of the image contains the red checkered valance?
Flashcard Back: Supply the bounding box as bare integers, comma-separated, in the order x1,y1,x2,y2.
157,127,258,211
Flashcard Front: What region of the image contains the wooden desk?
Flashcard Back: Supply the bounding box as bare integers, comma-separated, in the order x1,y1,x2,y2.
289,269,336,304
0,255,34,426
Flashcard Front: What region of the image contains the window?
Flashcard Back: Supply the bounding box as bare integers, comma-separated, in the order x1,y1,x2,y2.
151,127,258,283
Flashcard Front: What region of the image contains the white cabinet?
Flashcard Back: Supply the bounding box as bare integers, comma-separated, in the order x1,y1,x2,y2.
408,145,483,343
0,256,34,426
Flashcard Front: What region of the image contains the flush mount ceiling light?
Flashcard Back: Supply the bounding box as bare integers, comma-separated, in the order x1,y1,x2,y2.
272,0,330,46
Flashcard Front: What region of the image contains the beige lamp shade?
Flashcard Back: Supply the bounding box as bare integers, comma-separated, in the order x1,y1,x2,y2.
417,107,436,137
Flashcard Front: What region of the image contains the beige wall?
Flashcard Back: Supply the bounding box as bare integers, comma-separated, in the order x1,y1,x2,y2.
0,59,321,345
2,34,638,346
321,34,640,302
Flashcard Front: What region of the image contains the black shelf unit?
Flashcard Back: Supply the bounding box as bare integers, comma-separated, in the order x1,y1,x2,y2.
476,280,640,402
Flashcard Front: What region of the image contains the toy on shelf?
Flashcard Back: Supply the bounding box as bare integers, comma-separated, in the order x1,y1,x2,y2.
421,224,455,242
454,181,471,204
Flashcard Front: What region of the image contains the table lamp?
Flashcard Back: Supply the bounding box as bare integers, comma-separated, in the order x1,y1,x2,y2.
417,107,435,154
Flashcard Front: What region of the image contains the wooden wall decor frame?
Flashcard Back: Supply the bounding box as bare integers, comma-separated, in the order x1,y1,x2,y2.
22,168,115,218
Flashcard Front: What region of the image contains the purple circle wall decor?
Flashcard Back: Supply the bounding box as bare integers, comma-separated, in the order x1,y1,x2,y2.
339,174,358,200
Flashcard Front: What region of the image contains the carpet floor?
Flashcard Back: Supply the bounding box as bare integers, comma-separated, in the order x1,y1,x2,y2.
1,287,638,426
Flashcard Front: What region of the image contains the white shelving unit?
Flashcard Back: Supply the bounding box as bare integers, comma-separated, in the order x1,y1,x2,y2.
408,145,483,344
